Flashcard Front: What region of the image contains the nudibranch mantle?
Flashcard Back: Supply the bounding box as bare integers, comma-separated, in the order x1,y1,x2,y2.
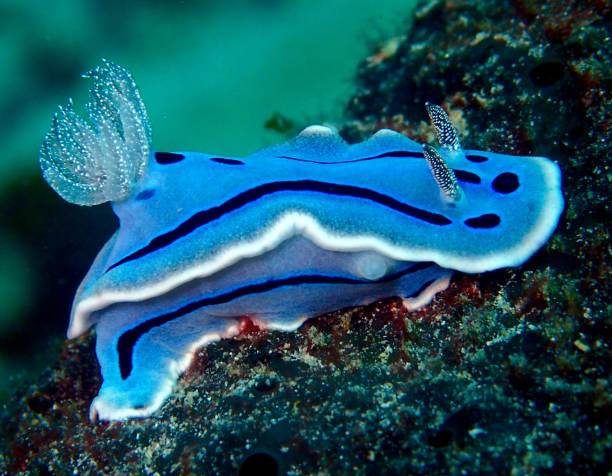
39,60,563,421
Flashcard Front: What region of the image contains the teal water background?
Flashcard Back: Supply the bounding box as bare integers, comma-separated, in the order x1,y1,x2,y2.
0,0,416,400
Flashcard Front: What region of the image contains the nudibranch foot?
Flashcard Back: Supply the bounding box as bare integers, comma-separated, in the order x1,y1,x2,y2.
91,315,241,421
90,237,451,420
39,59,151,206
402,272,452,311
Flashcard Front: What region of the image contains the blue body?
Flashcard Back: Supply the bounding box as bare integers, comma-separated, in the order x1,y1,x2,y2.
39,61,563,421
82,129,561,298
78,128,562,420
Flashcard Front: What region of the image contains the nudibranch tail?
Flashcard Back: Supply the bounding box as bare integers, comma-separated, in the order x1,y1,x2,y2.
423,144,462,202
425,102,460,152
39,59,151,206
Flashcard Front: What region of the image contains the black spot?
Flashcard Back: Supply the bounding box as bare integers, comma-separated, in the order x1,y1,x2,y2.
239,452,279,476
492,172,519,194
27,393,52,414
568,125,585,141
427,406,483,448
210,157,245,165
453,169,481,184
135,189,156,200
427,428,453,448
521,330,549,360
466,154,488,163
155,152,185,164
529,61,565,88
465,213,501,229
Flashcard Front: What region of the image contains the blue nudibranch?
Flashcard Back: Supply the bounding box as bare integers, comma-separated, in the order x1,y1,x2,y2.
40,60,563,421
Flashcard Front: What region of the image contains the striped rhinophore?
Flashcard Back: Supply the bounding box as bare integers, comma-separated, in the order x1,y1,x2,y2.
40,61,564,421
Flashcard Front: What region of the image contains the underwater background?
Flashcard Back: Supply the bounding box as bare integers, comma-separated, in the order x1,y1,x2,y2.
1,0,610,474
0,0,412,399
